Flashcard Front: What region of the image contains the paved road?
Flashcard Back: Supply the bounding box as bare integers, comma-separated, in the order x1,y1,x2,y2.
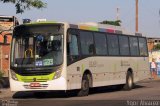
1,79,160,106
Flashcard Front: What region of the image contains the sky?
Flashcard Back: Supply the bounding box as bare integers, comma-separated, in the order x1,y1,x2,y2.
0,0,160,37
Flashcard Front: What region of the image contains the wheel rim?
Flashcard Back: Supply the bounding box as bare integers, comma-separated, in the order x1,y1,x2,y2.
128,76,133,88
82,80,88,91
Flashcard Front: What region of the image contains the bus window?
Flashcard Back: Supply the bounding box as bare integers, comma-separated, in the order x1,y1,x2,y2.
67,29,80,64
138,37,148,56
119,35,130,56
68,34,79,56
80,31,94,55
94,32,108,55
129,37,139,56
107,34,119,56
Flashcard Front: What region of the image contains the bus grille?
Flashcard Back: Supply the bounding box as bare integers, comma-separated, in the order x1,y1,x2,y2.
22,79,49,82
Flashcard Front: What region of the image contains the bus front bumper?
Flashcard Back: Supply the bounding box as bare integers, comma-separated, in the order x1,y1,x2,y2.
10,77,67,91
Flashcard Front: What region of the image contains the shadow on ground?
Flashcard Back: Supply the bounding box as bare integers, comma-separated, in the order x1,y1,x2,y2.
12,84,145,99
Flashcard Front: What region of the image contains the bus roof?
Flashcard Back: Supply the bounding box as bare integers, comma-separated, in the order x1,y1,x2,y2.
71,22,141,36
24,21,58,25
19,21,142,36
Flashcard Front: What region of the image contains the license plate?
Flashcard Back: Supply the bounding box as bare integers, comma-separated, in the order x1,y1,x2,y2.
29,83,40,87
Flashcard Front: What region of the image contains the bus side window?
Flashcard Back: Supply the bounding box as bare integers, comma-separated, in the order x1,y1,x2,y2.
138,37,148,56
68,34,79,56
89,44,94,54
129,37,139,56
80,31,94,55
67,33,79,64
107,34,119,56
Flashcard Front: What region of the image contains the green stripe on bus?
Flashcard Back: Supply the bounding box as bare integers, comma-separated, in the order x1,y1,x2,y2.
89,27,98,31
25,21,57,25
81,64,85,73
16,72,55,82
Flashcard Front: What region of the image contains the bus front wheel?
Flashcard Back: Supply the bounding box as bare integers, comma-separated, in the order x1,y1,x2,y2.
77,74,90,96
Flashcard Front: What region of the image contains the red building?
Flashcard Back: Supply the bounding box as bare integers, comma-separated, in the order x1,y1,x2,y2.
0,16,19,78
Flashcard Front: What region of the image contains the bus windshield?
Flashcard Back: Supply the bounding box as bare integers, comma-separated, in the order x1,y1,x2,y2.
11,24,64,68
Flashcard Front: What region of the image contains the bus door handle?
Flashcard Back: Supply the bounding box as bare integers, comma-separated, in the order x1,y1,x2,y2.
77,67,80,72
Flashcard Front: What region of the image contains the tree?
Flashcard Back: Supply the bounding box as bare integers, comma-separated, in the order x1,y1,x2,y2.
154,44,160,50
100,20,121,26
0,0,47,14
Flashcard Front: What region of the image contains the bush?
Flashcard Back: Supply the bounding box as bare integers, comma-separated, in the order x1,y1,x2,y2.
154,44,160,50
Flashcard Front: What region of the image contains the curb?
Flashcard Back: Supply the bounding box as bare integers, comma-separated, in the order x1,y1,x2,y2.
0,88,12,99
138,78,160,83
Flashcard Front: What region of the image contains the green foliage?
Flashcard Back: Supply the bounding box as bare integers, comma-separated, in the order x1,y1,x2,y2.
100,20,122,26
0,0,47,14
154,44,160,50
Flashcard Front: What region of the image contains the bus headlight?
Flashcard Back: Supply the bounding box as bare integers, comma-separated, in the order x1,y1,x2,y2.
53,69,62,79
10,70,18,81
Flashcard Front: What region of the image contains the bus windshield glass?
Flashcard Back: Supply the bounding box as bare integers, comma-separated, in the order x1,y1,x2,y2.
11,24,64,68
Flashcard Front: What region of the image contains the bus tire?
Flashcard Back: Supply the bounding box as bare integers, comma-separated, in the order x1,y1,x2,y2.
123,71,134,90
77,74,90,96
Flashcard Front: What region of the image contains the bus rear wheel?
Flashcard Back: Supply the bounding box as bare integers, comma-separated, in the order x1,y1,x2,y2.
77,74,90,96
123,71,134,90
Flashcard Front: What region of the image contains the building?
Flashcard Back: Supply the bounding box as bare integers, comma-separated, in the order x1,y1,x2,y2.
0,15,19,78
147,37,160,52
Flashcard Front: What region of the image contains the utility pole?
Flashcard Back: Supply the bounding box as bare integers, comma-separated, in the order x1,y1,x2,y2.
136,0,139,32
116,7,120,20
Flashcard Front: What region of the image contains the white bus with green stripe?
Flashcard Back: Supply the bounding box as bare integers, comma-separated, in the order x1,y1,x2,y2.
10,21,150,96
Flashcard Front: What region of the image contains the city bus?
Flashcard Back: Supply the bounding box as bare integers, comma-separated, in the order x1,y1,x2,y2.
10,21,150,96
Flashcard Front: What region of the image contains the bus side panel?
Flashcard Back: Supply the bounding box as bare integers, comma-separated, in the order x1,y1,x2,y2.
67,57,131,90
67,56,150,90
67,62,83,90
92,57,125,87
135,57,150,82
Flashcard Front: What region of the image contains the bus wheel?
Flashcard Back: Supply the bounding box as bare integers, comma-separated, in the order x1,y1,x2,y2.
77,74,90,96
124,71,134,90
